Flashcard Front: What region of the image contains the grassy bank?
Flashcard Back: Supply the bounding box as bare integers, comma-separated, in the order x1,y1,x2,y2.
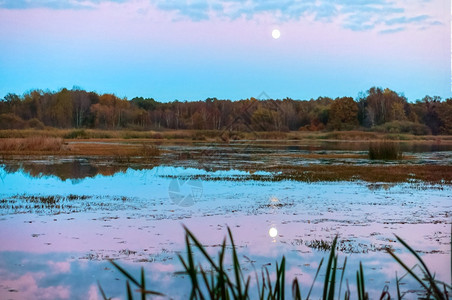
0,136,161,157
0,129,450,157
0,129,451,142
0,136,64,152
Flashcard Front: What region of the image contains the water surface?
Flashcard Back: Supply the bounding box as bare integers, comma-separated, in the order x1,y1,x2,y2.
0,142,451,299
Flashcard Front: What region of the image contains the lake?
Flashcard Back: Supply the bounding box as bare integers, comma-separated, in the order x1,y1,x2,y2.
0,141,451,299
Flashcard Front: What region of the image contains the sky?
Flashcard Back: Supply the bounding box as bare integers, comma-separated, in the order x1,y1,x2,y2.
0,0,450,102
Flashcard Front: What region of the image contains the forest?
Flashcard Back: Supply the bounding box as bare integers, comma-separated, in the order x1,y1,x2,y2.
0,87,451,135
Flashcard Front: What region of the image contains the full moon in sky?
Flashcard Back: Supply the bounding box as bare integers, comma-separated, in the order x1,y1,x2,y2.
271,29,281,39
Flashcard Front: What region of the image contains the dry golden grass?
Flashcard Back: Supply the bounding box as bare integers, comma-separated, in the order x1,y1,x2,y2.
65,141,161,158
0,137,64,152
1,128,452,143
0,137,162,158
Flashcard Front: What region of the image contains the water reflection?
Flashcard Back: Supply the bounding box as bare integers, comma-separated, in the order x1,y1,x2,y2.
268,196,280,241
0,237,449,299
0,158,450,298
1,159,131,181
268,227,278,238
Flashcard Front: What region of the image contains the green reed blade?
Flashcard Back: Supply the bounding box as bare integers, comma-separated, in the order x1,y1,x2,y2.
126,281,133,300
307,257,324,300
338,256,347,300
97,281,109,300
292,278,302,300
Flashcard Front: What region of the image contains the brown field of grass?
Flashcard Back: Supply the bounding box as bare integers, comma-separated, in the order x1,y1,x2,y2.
0,137,161,157
0,136,64,152
1,128,451,143
1,129,451,159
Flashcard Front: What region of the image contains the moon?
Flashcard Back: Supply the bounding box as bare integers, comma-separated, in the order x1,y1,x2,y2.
272,29,281,39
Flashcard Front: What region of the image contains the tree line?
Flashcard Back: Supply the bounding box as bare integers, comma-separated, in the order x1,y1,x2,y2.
0,87,451,135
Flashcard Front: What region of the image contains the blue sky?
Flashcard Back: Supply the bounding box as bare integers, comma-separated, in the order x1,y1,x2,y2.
0,0,450,101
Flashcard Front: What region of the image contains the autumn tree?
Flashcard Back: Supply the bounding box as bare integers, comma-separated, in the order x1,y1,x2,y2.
70,89,91,128
327,97,359,130
415,96,444,135
0,86,450,134
359,87,408,127
48,88,73,128
437,98,452,134
251,106,278,131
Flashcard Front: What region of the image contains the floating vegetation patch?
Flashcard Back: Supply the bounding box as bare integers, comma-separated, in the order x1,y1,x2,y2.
300,238,393,253
257,202,295,209
305,239,332,251
162,164,452,185
0,194,137,215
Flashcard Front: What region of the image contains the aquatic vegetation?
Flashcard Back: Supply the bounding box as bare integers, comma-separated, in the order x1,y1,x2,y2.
0,194,135,215
368,141,402,160
138,143,160,158
100,228,451,299
305,239,332,251
165,164,452,185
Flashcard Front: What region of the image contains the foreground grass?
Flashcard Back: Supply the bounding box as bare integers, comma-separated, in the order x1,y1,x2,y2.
99,227,451,299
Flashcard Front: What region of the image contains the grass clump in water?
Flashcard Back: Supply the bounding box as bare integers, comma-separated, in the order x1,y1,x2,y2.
368,141,402,160
140,143,160,158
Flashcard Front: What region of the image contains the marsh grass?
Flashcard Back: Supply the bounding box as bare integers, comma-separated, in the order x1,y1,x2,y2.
65,129,89,139
305,239,332,251
173,164,452,185
139,143,160,157
320,131,380,140
0,137,162,157
386,235,451,300
111,143,160,163
1,128,450,141
99,228,451,299
369,141,402,160
0,137,64,152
